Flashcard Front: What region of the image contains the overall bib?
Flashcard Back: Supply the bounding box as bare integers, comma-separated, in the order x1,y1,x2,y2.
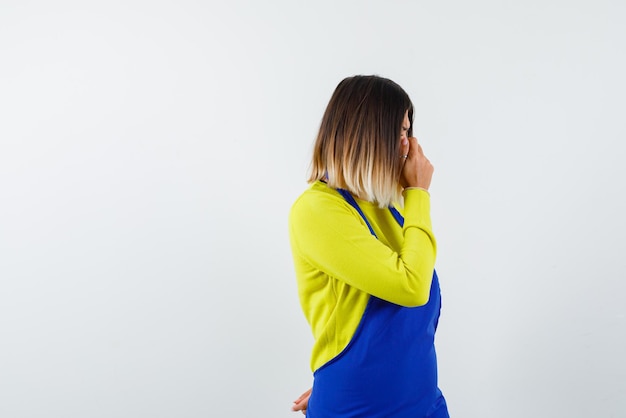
306,190,449,418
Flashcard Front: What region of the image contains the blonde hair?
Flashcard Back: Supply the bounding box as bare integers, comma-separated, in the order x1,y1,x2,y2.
308,75,414,207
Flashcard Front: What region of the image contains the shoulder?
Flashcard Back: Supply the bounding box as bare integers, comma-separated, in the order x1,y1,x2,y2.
289,182,357,227
291,182,343,213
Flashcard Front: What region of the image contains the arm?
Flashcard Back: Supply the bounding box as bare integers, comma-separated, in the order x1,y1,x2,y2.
289,188,436,307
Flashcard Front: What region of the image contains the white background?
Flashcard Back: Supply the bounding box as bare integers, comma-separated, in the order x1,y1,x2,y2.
1,1,625,417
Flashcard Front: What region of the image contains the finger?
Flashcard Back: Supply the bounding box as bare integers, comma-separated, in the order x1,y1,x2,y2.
295,388,312,402
407,137,419,158
400,138,409,160
292,398,306,409
292,403,306,412
293,390,308,403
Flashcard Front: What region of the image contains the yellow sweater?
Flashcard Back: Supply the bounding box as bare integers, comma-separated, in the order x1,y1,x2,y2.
288,181,437,372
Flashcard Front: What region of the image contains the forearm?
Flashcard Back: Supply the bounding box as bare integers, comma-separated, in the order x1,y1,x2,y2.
395,188,437,306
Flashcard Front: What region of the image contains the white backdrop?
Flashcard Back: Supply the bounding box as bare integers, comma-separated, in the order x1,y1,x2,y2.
1,1,625,417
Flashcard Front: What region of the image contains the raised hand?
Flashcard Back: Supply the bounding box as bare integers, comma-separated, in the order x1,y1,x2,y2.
400,136,434,190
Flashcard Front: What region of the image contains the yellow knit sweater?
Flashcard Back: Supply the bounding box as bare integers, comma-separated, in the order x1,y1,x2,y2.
288,181,437,371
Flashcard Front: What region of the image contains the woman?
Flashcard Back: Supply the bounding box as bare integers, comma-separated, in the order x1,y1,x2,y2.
288,75,449,417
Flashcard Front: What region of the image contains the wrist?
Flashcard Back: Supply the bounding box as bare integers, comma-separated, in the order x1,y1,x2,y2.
403,186,430,196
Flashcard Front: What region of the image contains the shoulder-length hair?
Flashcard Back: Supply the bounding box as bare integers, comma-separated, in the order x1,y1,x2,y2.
308,75,414,208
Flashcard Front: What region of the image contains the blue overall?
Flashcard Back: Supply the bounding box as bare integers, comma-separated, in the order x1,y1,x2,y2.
306,190,449,418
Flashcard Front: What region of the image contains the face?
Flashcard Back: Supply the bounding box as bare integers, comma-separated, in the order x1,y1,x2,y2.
400,111,410,142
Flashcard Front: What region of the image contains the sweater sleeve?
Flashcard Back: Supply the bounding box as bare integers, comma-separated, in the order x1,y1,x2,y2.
289,188,436,307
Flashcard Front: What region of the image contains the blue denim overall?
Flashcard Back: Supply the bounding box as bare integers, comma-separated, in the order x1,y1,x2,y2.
306,189,449,418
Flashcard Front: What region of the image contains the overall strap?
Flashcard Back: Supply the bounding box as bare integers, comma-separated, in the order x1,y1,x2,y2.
336,189,404,237
388,206,404,228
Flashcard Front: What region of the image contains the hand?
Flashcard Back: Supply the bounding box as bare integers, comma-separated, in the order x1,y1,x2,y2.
400,136,434,190
292,388,312,415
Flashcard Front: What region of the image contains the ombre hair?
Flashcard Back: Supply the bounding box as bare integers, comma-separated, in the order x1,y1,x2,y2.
308,75,414,207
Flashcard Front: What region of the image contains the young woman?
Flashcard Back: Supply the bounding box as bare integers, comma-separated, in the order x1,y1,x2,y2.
288,75,449,417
